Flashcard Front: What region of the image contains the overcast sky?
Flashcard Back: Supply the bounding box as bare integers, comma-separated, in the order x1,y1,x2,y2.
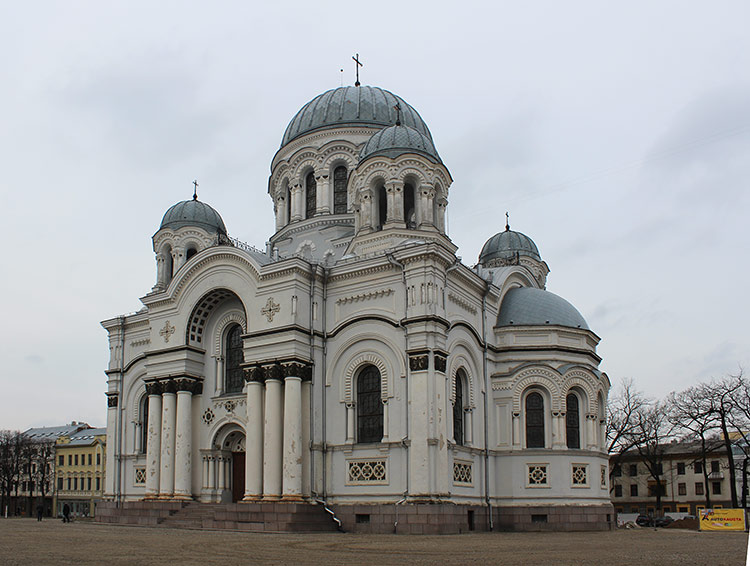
1,1,748,430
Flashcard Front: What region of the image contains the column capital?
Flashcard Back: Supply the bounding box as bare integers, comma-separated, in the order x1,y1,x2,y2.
145,382,163,396
106,393,119,408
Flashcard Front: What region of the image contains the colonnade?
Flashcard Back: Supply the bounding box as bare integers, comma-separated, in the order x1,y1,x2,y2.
144,378,202,500
356,181,446,233
242,361,312,501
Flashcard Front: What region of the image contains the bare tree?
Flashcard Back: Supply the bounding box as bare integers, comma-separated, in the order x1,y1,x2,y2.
606,378,649,488
667,384,721,508
630,401,676,512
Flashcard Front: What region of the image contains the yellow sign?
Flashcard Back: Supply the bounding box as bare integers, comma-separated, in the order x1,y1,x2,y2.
699,508,746,531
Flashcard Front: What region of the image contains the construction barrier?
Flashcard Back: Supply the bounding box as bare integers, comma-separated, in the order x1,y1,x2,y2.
698,508,746,531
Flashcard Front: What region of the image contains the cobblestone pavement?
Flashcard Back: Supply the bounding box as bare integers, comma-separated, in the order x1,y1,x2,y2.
0,519,747,565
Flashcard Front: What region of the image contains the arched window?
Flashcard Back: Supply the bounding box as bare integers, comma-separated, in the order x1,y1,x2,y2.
525,391,545,448
224,324,244,394
163,246,174,285
333,166,348,214
357,365,383,443
403,182,415,228
186,247,197,261
566,393,580,449
286,185,292,223
140,394,149,454
305,172,317,219
377,185,387,229
453,371,465,445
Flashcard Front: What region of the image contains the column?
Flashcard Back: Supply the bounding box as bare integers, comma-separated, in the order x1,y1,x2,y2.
282,371,303,501
159,382,177,498
172,247,186,273
104,393,118,498
552,412,566,449
275,195,286,230
244,375,264,501
202,454,209,489
419,187,435,228
359,191,373,232
262,376,283,500
173,383,193,500
208,456,216,491
218,456,226,491
512,412,521,449
586,414,598,450
290,184,303,222
301,379,311,499
144,385,162,499
464,408,473,446
345,403,356,443
381,399,389,442
316,173,330,214
155,253,167,289
214,356,224,396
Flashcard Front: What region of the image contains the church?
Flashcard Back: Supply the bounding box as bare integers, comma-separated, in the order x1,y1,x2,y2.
100,83,612,533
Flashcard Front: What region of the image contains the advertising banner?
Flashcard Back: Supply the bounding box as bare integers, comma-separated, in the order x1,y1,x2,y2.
699,509,746,531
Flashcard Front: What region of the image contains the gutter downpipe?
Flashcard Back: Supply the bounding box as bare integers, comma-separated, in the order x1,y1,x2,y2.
481,282,493,530
385,252,410,506
308,262,318,498
116,315,126,506
320,265,329,498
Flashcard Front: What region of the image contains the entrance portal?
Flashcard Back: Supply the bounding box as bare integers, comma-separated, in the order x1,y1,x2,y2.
208,425,246,504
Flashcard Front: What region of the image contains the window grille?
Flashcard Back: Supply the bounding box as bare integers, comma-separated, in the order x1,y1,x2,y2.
347,459,387,484
453,461,473,485
572,465,588,486
134,467,146,485
527,464,548,486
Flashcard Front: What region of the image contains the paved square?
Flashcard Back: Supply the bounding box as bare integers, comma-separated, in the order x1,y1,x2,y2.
0,519,747,565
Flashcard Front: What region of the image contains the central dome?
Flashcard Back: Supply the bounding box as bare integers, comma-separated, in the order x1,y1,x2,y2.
281,86,432,147
160,198,227,235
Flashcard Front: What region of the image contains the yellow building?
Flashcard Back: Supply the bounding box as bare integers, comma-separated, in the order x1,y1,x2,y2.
55,428,106,517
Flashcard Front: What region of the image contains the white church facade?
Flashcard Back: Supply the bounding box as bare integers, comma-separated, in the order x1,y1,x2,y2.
100,85,612,532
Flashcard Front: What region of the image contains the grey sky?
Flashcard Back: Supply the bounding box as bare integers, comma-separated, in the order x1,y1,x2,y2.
1,1,748,429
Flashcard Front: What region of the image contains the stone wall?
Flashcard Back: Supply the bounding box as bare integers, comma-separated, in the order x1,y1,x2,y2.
494,504,614,532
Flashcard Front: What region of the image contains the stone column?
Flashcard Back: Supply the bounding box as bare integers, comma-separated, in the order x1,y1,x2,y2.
214,356,224,396
290,184,303,222
275,195,286,230
282,369,303,501
173,381,195,500
419,186,435,228
155,253,167,289
316,173,330,214
381,399,389,442
586,414,598,450
208,455,216,491
464,408,473,446
345,403,356,443
512,412,521,449
172,247,186,274
435,198,447,233
386,181,405,225
201,454,209,489
144,385,162,499
359,191,373,233
159,382,177,498
262,372,283,500
301,378,311,499
244,369,264,501
218,456,226,491
104,393,119,498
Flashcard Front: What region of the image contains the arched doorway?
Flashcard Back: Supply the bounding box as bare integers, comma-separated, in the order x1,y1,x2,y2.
208,425,246,503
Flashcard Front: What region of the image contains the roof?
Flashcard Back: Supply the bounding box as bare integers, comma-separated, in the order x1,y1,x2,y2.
497,287,589,330
480,227,541,265
281,85,432,148
159,198,227,234
65,427,107,446
23,423,90,441
359,124,442,164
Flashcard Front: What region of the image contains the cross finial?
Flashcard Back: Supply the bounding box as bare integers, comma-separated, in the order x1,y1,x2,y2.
352,53,363,87
505,212,510,231
193,180,199,200
394,103,402,126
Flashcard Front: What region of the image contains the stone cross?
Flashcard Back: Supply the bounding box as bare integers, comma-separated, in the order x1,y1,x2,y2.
160,320,175,343
261,297,280,322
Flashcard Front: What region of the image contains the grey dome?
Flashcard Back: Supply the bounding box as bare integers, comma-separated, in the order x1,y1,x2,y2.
497,287,589,330
281,86,432,147
480,227,541,264
160,198,227,234
360,124,442,164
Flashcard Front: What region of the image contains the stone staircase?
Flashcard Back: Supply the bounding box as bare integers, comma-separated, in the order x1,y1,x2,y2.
97,501,340,533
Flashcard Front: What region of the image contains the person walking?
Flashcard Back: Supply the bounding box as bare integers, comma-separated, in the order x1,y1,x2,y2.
62,503,70,523
36,503,43,521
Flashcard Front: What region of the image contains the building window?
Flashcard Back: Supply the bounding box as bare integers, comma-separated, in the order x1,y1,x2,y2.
711,461,720,473
377,185,387,229
403,183,416,228
68,455,72,466
656,463,663,475
677,462,685,475
614,485,623,497
224,324,244,394
527,464,548,486
57,477,63,491
87,453,92,466
572,465,588,486
67,478,71,490
87,477,91,490
678,482,686,496
566,393,580,449
134,467,147,486
453,370,465,446
613,464,622,477
525,391,545,448
97,453,101,466
629,464,637,476
695,462,703,474
140,394,149,454
305,171,316,219
59,455,64,466
73,478,78,490
96,477,100,491
712,481,721,495
695,482,704,495
74,455,78,466
333,166,348,214
356,364,383,444
630,484,638,497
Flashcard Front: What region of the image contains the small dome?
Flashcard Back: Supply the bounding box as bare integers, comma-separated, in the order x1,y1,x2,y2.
159,198,227,234
359,124,442,164
281,85,432,148
479,227,541,265
497,287,589,330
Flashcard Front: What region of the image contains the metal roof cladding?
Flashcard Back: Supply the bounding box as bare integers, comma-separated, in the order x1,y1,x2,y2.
480,228,542,264
359,124,442,164
160,198,227,234
497,287,590,330
281,85,433,148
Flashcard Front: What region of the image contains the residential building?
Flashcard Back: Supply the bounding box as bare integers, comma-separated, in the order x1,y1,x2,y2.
55,428,106,517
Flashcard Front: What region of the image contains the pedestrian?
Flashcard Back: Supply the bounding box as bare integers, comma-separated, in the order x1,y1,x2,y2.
62,503,70,523
36,503,43,521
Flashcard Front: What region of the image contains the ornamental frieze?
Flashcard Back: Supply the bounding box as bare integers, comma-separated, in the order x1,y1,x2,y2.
433,352,447,373
408,353,429,372
106,393,119,408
